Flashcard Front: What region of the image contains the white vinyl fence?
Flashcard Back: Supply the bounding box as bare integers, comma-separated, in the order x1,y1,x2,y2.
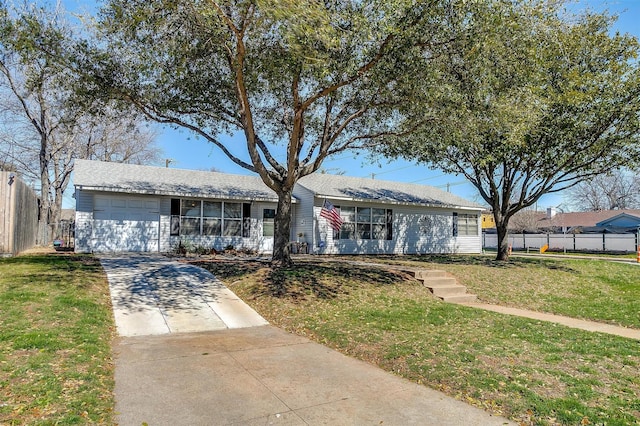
483,233,640,253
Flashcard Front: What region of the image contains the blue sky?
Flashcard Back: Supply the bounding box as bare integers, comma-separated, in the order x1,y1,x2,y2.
62,0,640,209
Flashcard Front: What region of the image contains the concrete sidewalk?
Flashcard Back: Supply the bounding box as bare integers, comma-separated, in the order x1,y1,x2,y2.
102,254,513,425
115,326,513,425
461,302,640,340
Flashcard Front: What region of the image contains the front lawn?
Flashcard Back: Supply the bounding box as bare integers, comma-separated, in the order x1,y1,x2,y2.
198,257,640,425
0,255,115,425
363,255,640,329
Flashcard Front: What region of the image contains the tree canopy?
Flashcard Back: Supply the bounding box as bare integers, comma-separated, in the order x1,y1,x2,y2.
0,2,160,242
78,0,461,265
380,0,640,260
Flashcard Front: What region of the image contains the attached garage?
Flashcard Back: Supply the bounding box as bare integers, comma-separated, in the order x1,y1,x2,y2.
91,195,160,252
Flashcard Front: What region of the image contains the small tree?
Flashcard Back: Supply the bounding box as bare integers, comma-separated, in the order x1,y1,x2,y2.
76,0,461,266
381,1,640,260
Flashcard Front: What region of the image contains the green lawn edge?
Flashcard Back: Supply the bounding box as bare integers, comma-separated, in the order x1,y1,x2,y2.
0,254,115,425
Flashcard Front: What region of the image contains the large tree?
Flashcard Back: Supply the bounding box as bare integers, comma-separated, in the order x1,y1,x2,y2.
76,0,461,266
567,169,640,211
0,3,160,242
381,1,640,260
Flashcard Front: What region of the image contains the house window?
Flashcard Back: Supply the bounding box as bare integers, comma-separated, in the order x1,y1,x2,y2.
336,205,392,240
339,206,356,240
202,201,222,236
372,208,387,240
223,202,242,236
263,208,276,237
181,199,201,235
175,199,247,237
454,213,478,236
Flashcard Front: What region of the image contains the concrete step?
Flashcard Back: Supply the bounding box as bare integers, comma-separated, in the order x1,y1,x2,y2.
441,294,478,303
427,283,470,297
420,277,458,287
411,268,477,304
414,270,447,279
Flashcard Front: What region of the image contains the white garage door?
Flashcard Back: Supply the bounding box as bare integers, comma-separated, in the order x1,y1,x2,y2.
92,195,160,252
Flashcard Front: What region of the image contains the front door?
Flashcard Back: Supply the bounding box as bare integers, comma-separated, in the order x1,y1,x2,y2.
260,208,276,253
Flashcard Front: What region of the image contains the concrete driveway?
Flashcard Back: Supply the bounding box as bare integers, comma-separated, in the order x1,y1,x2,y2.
99,254,268,336
100,254,514,425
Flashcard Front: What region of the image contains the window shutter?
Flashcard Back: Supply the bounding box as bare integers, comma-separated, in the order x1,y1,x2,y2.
386,209,393,240
242,203,251,238
170,199,180,236
452,212,458,237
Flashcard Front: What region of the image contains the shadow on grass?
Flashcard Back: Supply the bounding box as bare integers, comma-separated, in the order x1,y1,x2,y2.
260,263,406,300
199,259,408,301
373,254,579,274
193,259,265,280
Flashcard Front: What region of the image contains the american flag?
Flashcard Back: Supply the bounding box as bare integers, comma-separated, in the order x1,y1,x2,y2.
320,199,343,232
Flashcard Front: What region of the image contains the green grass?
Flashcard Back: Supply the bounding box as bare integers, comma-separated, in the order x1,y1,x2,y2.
199,258,640,425
0,255,115,425
373,255,640,329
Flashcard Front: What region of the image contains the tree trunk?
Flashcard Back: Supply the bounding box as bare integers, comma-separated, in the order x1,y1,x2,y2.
50,187,63,240
495,220,510,261
272,187,293,267
38,135,51,246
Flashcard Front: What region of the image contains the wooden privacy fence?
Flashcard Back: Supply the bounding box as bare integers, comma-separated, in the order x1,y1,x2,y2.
483,232,639,253
0,172,39,256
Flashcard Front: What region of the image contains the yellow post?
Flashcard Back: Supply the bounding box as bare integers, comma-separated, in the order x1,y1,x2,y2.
540,244,548,254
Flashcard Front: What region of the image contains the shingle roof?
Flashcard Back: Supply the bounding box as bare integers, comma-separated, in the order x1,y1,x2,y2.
297,173,482,209
538,210,640,228
73,160,279,202
74,160,481,210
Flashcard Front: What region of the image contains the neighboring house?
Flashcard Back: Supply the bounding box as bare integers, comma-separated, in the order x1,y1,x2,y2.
594,212,640,230
537,208,640,233
482,208,640,234
73,160,483,255
481,211,495,229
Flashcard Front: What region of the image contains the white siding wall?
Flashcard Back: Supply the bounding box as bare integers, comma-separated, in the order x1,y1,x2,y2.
168,235,248,252
291,186,317,247
316,201,482,255
75,187,481,255
74,190,93,253
159,197,172,253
